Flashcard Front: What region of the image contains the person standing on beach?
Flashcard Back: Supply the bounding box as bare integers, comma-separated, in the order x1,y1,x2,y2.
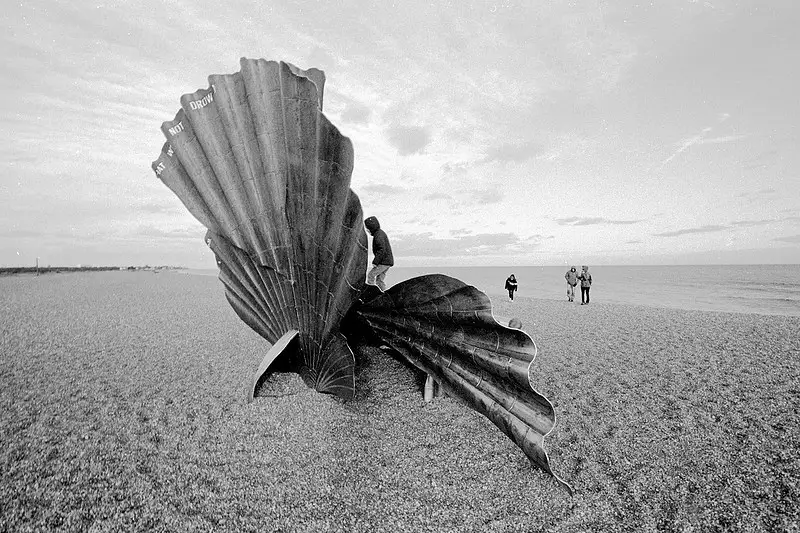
578,265,592,305
364,216,393,291
505,274,518,301
564,266,579,302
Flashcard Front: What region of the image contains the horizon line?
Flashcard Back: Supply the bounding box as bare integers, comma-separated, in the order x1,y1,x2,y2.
3,262,800,269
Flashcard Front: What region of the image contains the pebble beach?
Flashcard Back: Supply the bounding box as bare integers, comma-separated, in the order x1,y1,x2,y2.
1,271,798,532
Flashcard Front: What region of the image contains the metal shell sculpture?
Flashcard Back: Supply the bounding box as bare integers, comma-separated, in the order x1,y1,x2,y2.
152,59,366,398
151,57,571,494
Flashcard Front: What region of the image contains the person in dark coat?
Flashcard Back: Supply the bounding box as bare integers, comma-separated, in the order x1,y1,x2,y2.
364,216,394,291
578,265,592,305
505,274,518,301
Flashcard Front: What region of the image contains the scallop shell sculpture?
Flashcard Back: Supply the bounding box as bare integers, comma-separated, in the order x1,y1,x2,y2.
151,57,570,493
152,58,366,398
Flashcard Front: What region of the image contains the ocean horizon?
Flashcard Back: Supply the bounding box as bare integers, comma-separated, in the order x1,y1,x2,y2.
180,263,800,318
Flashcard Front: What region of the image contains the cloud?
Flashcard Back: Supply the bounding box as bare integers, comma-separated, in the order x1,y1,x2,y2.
654,217,800,237
0,229,47,239
659,128,711,167
730,219,775,227
340,102,371,124
773,234,800,244
653,225,728,237
441,161,474,175
472,189,504,204
392,232,539,257
385,125,431,155
626,239,642,244
730,215,800,227
658,113,740,168
138,202,180,214
696,135,746,145
360,184,405,195
424,192,452,201
440,141,543,172
483,141,542,163
135,226,204,240
0,228,118,243
554,217,642,226
305,46,337,71
738,151,778,170
736,188,776,198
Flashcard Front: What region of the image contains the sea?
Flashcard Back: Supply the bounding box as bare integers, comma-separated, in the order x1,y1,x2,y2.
181,264,800,317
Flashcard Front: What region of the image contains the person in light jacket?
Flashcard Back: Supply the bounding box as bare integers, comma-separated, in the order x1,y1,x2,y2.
578,265,592,305
564,266,579,302
364,216,394,291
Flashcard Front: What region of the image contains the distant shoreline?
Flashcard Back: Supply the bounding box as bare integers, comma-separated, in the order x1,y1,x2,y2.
0,266,186,276
4,266,797,317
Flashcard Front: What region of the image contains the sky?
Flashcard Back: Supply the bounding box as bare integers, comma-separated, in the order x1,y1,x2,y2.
2,0,799,268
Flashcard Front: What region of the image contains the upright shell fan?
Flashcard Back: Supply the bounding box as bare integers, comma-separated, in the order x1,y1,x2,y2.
151,57,571,494
152,58,367,398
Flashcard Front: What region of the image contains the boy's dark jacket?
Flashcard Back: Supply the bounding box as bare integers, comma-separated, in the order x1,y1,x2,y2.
364,216,394,266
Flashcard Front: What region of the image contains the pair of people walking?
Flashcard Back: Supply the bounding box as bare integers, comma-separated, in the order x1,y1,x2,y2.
565,265,592,305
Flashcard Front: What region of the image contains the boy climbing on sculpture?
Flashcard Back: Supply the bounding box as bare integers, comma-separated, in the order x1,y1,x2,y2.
364,216,394,291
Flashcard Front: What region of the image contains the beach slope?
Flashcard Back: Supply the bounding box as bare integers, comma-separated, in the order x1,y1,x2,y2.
1,272,797,532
